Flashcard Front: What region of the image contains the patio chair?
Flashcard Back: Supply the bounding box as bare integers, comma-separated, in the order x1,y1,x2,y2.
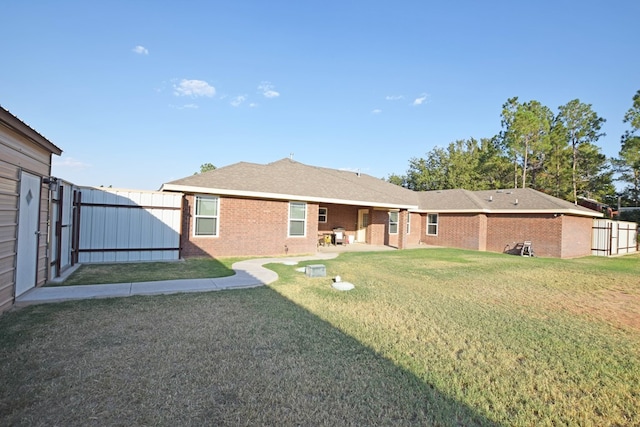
333,228,346,245
521,241,534,257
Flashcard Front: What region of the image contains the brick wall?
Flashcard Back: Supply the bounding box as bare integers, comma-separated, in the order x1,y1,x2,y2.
180,194,595,258
485,213,562,257
180,195,318,258
406,212,423,246
419,212,592,258
318,203,359,237
422,213,486,250
369,209,389,245
560,215,594,258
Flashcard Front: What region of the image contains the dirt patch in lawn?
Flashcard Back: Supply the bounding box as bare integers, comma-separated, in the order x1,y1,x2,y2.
561,289,640,332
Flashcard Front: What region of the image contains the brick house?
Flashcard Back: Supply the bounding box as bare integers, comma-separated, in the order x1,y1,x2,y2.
161,158,602,259
416,189,600,258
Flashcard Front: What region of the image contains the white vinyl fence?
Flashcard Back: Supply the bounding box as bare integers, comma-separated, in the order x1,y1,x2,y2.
75,187,183,263
592,219,638,256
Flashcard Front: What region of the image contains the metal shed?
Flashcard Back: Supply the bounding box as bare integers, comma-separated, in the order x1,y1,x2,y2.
0,107,62,314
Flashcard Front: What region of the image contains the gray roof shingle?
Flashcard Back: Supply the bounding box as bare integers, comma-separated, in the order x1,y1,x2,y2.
164,158,419,208
416,188,601,216
162,158,602,217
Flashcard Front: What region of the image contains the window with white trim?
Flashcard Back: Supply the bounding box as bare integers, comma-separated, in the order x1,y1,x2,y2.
406,212,411,234
289,202,306,237
427,213,438,236
318,207,328,223
389,211,399,234
194,195,219,236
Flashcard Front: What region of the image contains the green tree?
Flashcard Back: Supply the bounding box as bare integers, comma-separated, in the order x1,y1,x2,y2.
614,136,640,206
195,163,217,174
500,97,553,189
404,138,508,191
556,99,606,203
575,142,614,202
476,137,512,189
614,90,640,206
405,151,447,191
536,117,573,198
623,89,640,132
443,139,483,189
387,173,407,187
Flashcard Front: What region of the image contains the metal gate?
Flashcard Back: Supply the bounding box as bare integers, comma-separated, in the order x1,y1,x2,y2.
50,186,184,274
592,219,638,256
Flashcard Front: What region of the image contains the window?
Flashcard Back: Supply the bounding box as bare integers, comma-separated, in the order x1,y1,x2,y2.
427,213,438,236
194,195,219,236
389,211,399,234
406,212,411,234
318,207,328,223
289,202,306,237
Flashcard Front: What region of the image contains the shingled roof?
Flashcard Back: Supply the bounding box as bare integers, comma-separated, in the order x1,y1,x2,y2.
162,158,419,208
416,188,602,217
161,158,603,217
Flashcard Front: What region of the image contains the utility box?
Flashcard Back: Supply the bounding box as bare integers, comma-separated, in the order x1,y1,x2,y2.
305,264,326,277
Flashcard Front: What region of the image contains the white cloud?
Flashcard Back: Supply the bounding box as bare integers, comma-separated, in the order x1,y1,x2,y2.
371,109,382,114
258,81,280,98
132,45,149,55
173,79,216,97
249,103,258,108
412,93,429,106
230,95,247,107
52,157,91,169
168,103,200,110
385,95,404,101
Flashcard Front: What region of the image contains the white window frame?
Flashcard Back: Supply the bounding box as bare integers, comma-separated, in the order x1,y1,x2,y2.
389,211,399,235
406,212,411,234
289,202,307,237
318,207,328,223
194,195,219,237
427,213,438,236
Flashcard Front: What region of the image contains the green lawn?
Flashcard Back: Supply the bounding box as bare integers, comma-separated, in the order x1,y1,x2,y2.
2,248,639,426
50,257,240,286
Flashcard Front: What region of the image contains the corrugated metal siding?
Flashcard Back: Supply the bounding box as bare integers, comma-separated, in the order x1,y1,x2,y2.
77,188,183,263
592,219,638,256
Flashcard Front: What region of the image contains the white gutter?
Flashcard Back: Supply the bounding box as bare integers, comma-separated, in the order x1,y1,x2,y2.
160,183,418,210
411,208,603,218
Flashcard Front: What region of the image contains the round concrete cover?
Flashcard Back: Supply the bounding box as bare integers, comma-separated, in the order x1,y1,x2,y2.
332,282,355,291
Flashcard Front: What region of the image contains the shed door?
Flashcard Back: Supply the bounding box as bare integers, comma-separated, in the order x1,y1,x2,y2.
16,172,41,296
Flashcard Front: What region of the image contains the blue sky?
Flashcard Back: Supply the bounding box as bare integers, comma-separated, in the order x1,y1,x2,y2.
1,1,638,190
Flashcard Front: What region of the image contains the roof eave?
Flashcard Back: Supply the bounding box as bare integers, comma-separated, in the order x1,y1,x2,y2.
0,108,62,155
160,183,417,210
413,208,603,217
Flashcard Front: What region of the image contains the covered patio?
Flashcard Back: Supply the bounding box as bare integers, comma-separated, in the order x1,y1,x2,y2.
316,241,433,254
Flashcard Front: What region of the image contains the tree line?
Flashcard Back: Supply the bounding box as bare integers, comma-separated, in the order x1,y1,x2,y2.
388,90,640,211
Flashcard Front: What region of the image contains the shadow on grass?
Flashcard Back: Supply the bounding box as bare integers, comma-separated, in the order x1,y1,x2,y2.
0,287,499,426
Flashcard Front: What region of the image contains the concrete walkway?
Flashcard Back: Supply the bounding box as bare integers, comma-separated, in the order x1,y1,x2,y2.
15,253,339,307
